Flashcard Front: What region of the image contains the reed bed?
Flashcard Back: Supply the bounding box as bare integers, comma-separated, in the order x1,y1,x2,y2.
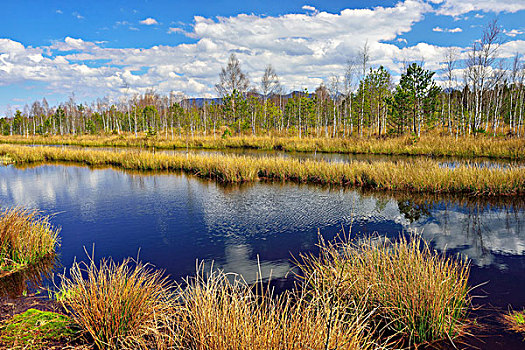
0,207,59,272
298,235,471,347
1,133,524,160
1,144,523,196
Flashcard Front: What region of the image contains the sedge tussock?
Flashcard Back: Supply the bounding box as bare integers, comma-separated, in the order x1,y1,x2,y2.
56,234,473,349
57,257,178,350
177,267,380,350
57,259,383,350
298,235,471,347
0,207,59,272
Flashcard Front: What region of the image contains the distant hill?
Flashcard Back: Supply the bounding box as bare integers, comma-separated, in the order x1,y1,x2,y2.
181,97,222,107
181,91,316,107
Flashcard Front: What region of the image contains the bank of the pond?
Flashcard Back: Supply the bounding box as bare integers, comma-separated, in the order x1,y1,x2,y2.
1,133,524,160
0,144,523,196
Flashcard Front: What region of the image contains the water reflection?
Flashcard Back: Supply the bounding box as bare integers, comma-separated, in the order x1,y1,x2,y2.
0,255,57,297
0,164,523,286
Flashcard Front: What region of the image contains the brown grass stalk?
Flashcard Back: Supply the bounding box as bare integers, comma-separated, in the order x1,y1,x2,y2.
1,133,524,160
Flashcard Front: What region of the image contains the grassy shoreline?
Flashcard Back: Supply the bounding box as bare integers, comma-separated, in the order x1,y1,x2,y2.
48,235,469,349
1,144,524,196
1,133,524,160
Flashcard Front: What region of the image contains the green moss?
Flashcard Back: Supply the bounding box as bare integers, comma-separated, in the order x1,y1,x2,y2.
0,309,80,349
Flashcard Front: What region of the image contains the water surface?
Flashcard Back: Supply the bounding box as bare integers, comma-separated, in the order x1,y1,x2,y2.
0,164,524,347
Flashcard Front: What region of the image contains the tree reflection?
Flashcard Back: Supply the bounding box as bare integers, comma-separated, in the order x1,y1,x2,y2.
397,199,431,223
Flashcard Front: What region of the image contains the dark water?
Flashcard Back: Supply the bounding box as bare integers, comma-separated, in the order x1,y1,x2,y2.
1,163,525,348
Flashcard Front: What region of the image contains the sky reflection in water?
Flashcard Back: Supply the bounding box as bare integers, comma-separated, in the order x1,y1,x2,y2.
0,164,523,308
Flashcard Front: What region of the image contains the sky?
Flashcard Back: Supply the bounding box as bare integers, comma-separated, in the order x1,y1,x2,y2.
1,0,525,115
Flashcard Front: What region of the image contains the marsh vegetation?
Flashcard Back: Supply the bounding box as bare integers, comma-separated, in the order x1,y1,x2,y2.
1,133,524,160
0,207,59,274
0,204,472,349
0,144,523,196
51,235,470,349
0,163,524,348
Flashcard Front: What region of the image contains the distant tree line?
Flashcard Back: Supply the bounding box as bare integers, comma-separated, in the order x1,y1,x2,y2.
1,20,524,138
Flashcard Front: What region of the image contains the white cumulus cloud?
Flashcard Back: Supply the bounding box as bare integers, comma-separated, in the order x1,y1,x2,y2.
504,29,524,37
433,26,463,33
430,0,525,16
302,5,318,13
140,17,159,25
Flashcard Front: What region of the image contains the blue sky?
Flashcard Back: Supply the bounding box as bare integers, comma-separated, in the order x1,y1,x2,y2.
1,0,525,114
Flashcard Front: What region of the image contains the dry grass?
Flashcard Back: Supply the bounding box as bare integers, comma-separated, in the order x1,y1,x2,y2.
1,133,524,160
55,235,472,349
177,267,379,350
0,144,523,196
57,258,380,350
0,207,59,272
298,235,471,347
57,257,176,350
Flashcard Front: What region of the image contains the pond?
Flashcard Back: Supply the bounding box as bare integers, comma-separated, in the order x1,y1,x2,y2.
1,163,524,347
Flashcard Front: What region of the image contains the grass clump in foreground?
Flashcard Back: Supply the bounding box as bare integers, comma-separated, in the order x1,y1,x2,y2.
0,207,59,273
0,309,78,349
56,235,471,349
57,257,379,350
299,235,471,347
57,257,174,349
178,268,378,350
1,144,524,196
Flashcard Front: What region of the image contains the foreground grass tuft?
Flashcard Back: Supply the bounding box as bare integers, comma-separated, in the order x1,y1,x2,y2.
177,268,378,350
57,257,174,350
299,235,471,347
57,258,379,350
55,235,472,349
0,308,78,349
0,207,59,272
